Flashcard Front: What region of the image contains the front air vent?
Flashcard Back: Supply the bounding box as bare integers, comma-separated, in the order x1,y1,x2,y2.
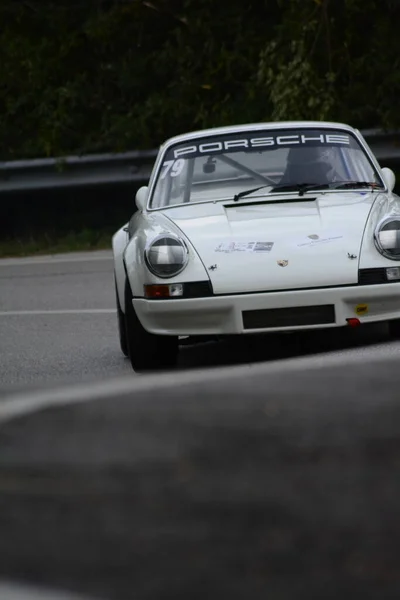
242,305,335,329
358,268,388,285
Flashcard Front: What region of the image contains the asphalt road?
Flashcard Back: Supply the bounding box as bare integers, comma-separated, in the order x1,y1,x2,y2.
1,249,400,391
0,250,128,389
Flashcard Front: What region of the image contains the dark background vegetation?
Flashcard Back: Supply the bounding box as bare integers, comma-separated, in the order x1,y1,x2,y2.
1,0,400,253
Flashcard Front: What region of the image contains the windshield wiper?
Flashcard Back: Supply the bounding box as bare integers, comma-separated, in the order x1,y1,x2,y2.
233,181,326,201
232,179,381,203
269,183,331,196
332,181,384,191
233,185,271,202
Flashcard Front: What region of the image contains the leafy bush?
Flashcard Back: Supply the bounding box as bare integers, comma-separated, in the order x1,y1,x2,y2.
1,0,400,160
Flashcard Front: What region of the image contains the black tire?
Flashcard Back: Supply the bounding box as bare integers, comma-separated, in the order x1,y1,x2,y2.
115,276,129,357
388,319,400,338
124,279,179,372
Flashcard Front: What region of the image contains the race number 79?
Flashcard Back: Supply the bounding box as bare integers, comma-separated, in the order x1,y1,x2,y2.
160,158,185,179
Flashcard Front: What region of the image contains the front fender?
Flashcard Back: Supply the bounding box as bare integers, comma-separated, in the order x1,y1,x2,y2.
359,193,400,268
123,212,211,298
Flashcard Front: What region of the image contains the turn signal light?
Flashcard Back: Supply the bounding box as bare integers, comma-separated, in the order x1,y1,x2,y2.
386,267,400,281
144,283,184,298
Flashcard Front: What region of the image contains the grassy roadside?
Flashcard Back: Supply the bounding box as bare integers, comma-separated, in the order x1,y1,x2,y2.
0,229,113,258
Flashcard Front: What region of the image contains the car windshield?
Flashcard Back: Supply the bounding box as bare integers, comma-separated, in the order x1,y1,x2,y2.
149,128,384,209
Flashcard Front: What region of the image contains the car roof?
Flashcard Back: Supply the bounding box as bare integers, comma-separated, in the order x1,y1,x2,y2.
161,121,357,148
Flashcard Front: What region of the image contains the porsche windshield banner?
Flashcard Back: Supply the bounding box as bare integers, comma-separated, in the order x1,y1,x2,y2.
165,129,358,160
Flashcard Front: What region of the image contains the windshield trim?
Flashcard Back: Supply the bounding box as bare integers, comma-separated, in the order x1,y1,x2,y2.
145,127,388,212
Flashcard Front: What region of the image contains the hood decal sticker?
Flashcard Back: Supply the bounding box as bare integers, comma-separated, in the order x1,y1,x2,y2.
215,241,274,253
294,231,344,248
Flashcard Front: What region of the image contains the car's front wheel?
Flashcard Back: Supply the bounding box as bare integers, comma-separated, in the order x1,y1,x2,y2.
115,276,129,357
124,279,179,372
388,318,400,338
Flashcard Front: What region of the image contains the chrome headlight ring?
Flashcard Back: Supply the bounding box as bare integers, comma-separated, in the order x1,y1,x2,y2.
144,233,189,278
374,216,400,261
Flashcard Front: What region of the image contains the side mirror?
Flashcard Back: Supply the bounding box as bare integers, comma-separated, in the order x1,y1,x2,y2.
135,186,148,212
381,167,396,192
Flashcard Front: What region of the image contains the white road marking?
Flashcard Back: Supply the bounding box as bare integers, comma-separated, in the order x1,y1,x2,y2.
0,251,113,267
0,309,116,316
0,344,395,426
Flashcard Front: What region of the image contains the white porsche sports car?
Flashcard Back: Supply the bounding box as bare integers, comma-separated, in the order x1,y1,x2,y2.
113,120,400,371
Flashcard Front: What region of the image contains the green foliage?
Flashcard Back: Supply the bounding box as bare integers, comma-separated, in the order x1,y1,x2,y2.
257,38,336,122
1,0,400,160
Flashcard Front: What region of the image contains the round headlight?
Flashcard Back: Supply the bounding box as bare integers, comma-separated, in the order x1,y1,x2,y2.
375,217,400,260
145,234,189,278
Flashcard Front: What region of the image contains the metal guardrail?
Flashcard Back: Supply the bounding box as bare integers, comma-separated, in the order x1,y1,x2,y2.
0,129,399,194
360,128,400,162
0,149,158,193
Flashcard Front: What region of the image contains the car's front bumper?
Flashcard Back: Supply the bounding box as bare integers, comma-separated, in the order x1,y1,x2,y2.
132,283,400,336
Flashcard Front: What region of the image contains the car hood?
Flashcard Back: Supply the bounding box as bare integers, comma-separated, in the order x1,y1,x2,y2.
162,193,379,294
